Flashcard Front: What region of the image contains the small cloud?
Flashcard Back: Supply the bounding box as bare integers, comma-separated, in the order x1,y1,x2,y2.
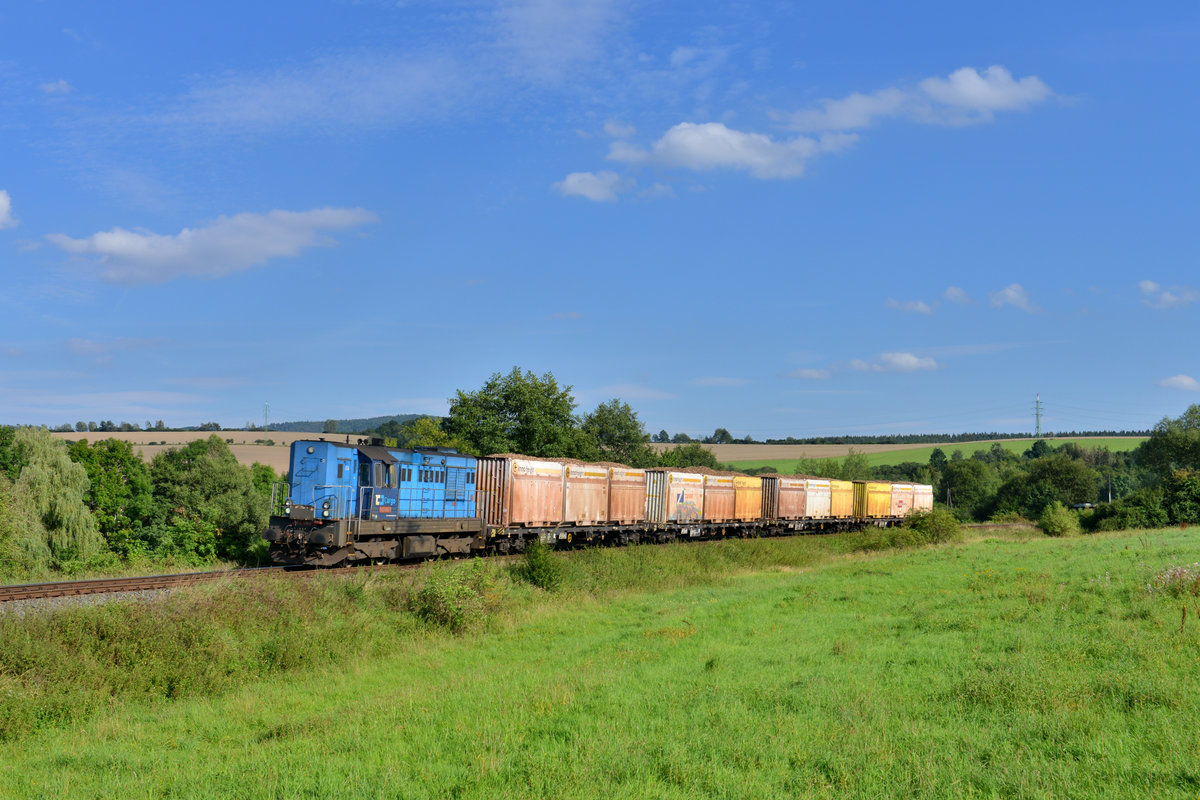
552,170,632,202
852,352,937,373
944,286,973,304
791,65,1054,132
989,283,1037,313
47,206,377,284
40,79,73,94
691,376,749,387
609,121,854,180
788,368,831,380
1140,279,1198,309
885,298,933,314
1159,375,1200,391
550,311,583,320
603,120,636,138
15,240,40,252
0,191,17,230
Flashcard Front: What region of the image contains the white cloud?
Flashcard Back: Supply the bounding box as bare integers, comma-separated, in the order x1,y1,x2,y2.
691,376,749,387
603,120,636,138
885,298,933,314
577,383,675,404
40,79,73,94
918,66,1053,116
639,182,676,199
851,352,938,373
1160,375,1200,391
790,88,908,133
47,207,378,285
553,170,631,202
1140,279,1198,309
0,190,17,230
989,283,1037,313
609,122,855,180
788,368,831,380
790,65,1053,132
944,286,973,304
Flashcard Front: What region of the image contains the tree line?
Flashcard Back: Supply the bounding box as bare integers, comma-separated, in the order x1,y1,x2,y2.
0,428,278,577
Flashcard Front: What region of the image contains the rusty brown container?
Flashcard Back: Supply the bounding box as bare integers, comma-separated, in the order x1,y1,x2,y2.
764,476,807,520
646,470,705,523
829,479,853,519
476,456,564,527
563,463,608,525
733,475,762,521
703,474,735,522
913,483,934,514
608,466,647,524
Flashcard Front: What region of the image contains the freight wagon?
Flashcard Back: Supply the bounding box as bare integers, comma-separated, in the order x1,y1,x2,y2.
265,439,934,567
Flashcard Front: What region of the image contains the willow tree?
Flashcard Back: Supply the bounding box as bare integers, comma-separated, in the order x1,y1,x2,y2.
12,427,102,566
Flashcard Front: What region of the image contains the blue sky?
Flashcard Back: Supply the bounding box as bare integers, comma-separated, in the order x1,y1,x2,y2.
1,1,1197,437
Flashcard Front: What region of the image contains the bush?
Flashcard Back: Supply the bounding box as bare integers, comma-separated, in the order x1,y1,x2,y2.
1038,501,1080,537
903,508,962,544
1088,489,1169,532
409,560,498,633
512,539,563,592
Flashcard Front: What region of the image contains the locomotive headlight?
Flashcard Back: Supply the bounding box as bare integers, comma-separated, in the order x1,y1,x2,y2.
322,509,330,518
322,500,331,510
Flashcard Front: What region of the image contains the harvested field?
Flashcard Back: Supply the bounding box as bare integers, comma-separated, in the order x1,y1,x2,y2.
47,430,355,473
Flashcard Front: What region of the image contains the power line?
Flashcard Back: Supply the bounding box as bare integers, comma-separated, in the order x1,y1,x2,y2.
1034,393,1043,438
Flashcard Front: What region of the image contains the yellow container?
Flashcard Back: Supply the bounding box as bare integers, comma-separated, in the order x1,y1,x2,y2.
733,475,763,521
829,479,854,518
853,481,892,517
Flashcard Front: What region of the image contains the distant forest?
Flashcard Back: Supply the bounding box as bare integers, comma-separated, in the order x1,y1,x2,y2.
267,414,422,433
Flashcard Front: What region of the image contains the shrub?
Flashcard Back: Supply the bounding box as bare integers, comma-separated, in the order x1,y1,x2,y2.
903,508,962,544
512,539,563,592
409,560,498,633
1038,501,1080,537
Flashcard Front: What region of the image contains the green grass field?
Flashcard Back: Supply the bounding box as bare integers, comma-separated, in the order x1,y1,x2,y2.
3,526,1200,798
726,436,1148,472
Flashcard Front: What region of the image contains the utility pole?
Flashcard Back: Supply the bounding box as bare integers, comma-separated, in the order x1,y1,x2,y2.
1033,393,1043,438
264,401,270,433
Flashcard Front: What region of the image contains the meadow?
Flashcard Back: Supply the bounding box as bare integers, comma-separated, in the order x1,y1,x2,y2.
2,524,1199,798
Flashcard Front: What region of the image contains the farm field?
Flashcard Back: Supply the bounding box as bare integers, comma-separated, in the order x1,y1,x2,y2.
3,527,1199,798
44,433,1147,474
46,430,345,473
722,437,1148,472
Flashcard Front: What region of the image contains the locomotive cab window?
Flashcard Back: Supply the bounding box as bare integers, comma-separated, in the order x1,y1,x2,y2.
359,463,371,486
373,463,383,488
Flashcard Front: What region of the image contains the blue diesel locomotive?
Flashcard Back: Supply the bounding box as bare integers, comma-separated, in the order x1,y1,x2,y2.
265,438,484,566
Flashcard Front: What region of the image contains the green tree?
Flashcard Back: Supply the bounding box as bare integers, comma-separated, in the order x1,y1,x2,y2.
708,428,735,444
937,459,999,519
655,429,670,443
402,416,467,450
10,427,103,568
658,443,719,469
150,435,267,562
323,419,338,434
1137,405,1200,478
67,438,156,559
581,399,657,467
444,367,595,458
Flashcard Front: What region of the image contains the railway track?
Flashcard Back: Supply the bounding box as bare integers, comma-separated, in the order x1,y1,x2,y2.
0,567,291,603
0,559,454,604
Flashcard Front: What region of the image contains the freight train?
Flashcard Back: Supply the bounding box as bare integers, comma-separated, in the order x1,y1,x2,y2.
263,438,934,567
